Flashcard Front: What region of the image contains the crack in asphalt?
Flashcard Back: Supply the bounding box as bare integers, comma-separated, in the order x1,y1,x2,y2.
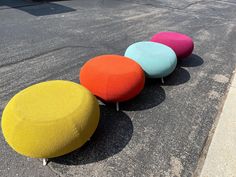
215,0,236,5
0,59,82,100
113,0,236,10
0,45,99,69
48,163,65,177
113,0,211,10
1,0,235,12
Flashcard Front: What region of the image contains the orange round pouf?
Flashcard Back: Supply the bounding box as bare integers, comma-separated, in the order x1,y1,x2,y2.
80,55,145,102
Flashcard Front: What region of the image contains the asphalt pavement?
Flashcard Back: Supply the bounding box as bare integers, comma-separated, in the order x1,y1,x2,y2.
0,0,236,176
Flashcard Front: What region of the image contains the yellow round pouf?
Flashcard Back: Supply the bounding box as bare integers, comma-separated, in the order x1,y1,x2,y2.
1,80,100,158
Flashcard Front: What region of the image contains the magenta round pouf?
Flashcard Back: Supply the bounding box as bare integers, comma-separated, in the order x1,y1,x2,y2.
150,32,194,59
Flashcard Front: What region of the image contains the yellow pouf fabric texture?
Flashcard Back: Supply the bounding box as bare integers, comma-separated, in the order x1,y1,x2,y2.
1,80,100,158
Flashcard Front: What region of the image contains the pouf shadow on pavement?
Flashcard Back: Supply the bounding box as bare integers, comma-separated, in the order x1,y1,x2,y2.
178,54,204,67
162,66,191,86
121,58,199,110
121,81,166,111
52,105,133,165
162,54,204,86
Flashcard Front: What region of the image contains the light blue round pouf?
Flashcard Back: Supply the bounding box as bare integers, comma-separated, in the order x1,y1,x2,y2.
124,41,177,78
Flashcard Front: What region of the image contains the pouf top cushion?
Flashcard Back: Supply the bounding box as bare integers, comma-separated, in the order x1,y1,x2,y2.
150,31,194,59
80,55,145,102
1,80,100,158
124,41,177,78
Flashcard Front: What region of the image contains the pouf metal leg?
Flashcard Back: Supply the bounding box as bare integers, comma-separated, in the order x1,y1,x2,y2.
116,102,119,111
161,77,164,84
43,158,48,166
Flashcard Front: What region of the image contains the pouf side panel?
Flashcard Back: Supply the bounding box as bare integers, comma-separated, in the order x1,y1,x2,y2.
150,32,194,59
80,55,145,102
80,64,109,100
124,44,153,76
156,49,177,78
106,69,145,102
10,118,79,158
152,38,193,59
1,81,100,158
2,97,99,158
71,92,100,144
125,42,177,78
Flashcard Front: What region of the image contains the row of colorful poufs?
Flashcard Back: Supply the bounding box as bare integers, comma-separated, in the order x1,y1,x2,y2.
1,32,194,164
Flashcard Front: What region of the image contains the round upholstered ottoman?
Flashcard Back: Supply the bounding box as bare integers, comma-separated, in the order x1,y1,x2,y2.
80,55,145,111
1,80,100,165
151,31,194,59
124,41,177,82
